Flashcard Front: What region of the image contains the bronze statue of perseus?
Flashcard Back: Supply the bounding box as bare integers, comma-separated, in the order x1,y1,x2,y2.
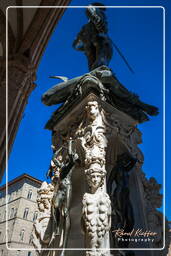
73,2,113,71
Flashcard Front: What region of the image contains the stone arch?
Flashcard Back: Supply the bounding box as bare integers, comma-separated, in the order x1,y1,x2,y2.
0,0,72,181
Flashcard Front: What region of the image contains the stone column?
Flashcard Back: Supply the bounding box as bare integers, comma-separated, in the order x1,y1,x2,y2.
0,54,36,179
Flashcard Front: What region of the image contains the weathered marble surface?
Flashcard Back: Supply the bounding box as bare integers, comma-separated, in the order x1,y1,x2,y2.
35,65,169,256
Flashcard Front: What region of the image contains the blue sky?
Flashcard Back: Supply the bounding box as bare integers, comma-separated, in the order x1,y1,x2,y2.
3,0,171,221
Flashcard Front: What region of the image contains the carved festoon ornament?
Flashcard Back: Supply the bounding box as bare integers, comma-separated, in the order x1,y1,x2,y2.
76,100,107,167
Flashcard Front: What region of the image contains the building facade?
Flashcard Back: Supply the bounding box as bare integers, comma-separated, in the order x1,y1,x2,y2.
0,174,42,256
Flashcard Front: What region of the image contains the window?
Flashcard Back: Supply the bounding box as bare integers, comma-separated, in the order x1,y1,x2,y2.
9,193,13,201
14,208,17,217
33,211,38,222
19,229,25,241
23,208,29,219
29,234,33,244
28,252,32,256
27,190,32,200
10,208,15,218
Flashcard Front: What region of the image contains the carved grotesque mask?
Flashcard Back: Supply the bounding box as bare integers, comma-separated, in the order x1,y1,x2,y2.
85,163,106,192
86,101,99,121
88,172,102,190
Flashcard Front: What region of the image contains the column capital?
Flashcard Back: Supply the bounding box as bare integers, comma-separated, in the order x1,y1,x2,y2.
0,53,36,91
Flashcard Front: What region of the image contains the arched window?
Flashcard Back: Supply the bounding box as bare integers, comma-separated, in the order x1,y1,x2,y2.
28,252,32,256
33,211,38,222
19,229,25,241
23,208,29,219
14,208,17,217
27,190,32,199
